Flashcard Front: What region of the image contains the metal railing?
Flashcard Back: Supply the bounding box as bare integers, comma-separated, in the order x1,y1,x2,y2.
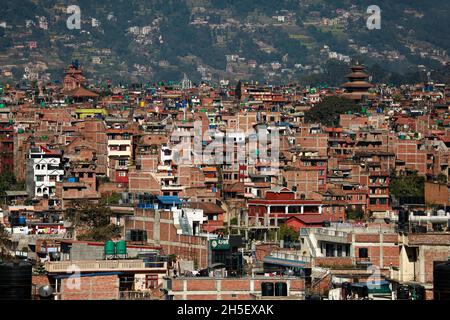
119,291,154,300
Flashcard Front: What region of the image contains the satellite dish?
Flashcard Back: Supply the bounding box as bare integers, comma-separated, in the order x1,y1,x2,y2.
38,285,54,298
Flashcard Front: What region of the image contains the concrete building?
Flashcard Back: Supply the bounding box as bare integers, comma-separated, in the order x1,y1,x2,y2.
26,145,64,199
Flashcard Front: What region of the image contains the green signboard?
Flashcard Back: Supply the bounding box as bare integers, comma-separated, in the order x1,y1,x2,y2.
210,239,230,250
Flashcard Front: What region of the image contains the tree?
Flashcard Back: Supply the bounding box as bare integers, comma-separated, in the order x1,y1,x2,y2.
390,171,425,203
99,192,122,206
278,224,298,242
346,206,365,221
304,96,359,127
65,200,120,241
0,171,25,204
269,223,298,242
235,80,242,102
0,223,11,259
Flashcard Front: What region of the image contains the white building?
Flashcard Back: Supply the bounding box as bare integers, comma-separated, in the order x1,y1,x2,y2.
107,129,133,182
27,146,64,198
172,207,206,236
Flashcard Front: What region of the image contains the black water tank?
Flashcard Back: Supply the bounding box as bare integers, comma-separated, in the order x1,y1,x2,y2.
305,294,322,300
342,282,352,299
409,284,426,300
0,261,32,300
397,285,410,300
398,210,409,225
261,282,274,296
434,261,450,300
303,268,312,277
275,282,288,296
361,285,369,298
229,235,243,248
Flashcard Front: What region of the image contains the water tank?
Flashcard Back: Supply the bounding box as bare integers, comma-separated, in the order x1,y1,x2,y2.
104,241,115,256
116,240,127,255
17,216,26,226
398,210,409,224
261,282,274,296
0,261,32,300
434,261,450,300
397,285,410,300
361,285,369,298
342,282,352,299
275,282,288,296
409,284,426,300
305,294,322,300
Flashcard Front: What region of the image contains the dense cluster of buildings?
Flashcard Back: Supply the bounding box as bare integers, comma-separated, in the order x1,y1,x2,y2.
1,62,450,300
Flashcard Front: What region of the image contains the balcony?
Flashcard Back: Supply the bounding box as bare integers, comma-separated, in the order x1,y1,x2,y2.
313,228,349,244
107,139,132,146
115,163,129,170
119,291,154,300
45,260,167,273
108,150,131,157
161,184,183,191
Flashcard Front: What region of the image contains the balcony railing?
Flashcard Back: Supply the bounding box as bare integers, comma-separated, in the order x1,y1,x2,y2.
119,291,154,300
45,260,167,273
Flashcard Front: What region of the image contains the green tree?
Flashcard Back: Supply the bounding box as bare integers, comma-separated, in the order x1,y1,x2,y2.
346,206,365,221
235,80,242,102
279,224,298,241
65,200,120,241
0,171,25,204
99,192,122,206
390,172,425,199
304,96,359,127
269,223,298,242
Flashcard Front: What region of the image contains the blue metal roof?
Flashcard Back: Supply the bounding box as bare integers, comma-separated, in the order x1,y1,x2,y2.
276,122,293,127
156,196,182,205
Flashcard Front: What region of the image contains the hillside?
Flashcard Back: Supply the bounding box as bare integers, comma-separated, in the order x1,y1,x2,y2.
0,0,449,84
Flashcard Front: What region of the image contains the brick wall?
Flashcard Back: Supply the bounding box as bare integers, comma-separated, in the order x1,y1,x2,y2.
425,182,449,206
171,278,304,300
423,247,450,283
314,257,353,267
126,209,209,268
60,275,119,300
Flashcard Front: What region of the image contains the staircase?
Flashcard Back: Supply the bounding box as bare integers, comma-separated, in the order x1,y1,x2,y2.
179,215,192,235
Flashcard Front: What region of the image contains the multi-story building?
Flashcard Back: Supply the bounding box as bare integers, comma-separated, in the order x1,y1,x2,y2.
26,145,64,199
107,128,134,185
0,122,14,174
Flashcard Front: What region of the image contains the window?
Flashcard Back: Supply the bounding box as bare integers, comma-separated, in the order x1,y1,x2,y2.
118,172,126,177
118,159,127,166
359,248,369,258
145,275,158,289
